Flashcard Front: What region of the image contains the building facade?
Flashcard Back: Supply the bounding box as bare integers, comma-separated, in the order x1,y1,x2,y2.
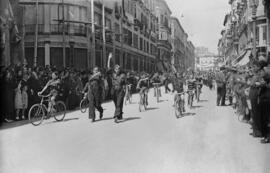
1,0,195,73
155,0,172,72
171,17,187,72
218,0,269,66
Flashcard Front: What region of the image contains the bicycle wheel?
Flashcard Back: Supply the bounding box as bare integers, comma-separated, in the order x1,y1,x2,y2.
129,94,132,104
197,89,200,102
190,94,194,108
28,104,45,126
125,95,129,105
80,99,88,113
144,94,147,110
53,101,66,121
175,100,180,118
156,89,160,103
139,95,145,112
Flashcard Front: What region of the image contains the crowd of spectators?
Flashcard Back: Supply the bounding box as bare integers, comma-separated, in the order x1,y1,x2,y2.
218,59,270,143
0,63,169,124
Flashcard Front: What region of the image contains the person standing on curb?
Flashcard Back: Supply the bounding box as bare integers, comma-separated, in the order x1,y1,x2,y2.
215,66,226,106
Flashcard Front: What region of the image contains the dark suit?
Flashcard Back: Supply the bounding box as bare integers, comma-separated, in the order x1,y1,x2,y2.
109,70,126,120
215,71,226,106
84,74,103,121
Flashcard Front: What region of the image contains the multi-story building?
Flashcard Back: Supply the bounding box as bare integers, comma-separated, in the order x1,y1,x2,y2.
171,17,187,72
218,0,269,66
155,0,172,72
195,47,217,71
1,0,195,73
264,0,270,61
186,41,195,70
0,0,23,66
15,0,158,72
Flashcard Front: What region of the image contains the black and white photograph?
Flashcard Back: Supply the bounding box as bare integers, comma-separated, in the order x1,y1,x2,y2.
0,0,270,172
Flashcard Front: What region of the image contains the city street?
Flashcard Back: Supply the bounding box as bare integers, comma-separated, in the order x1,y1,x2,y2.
1,86,270,173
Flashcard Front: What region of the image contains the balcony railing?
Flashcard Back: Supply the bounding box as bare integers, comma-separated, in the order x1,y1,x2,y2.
25,24,87,36
25,24,45,35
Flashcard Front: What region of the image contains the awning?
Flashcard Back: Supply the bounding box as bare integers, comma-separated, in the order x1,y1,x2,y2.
232,50,251,66
237,50,251,66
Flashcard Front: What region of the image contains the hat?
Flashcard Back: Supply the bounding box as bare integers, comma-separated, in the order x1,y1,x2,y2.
263,66,270,83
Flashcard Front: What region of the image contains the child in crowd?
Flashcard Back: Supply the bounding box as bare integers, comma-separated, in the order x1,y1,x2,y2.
14,82,28,120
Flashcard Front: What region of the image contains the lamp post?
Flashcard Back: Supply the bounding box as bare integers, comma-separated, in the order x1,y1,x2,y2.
34,0,39,67
250,0,259,61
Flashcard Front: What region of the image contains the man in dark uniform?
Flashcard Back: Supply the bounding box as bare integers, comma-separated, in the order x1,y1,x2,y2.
215,67,226,106
249,61,266,137
107,53,126,123
83,67,103,122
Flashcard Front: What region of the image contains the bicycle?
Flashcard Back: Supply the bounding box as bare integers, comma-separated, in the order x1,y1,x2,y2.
80,93,89,113
125,84,132,105
195,83,202,102
139,89,148,112
174,92,186,118
28,94,66,126
153,83,161,103
187,89,195,108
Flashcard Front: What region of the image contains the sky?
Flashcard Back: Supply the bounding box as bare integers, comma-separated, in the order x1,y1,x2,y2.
166,0,231,54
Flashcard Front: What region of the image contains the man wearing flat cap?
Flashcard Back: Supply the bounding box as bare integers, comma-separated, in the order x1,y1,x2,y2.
215,66,227,106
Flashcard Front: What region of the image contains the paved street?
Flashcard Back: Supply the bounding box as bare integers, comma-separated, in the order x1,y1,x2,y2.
1,86,270,173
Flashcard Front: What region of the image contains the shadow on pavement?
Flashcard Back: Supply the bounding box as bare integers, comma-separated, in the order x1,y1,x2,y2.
46,117,80,125
95,117,114,122
117,117,141,123
158,99,168,103
191,105,203,109
198,100,208,102
146,107,159,111
0,120,29,130
177,112,196,119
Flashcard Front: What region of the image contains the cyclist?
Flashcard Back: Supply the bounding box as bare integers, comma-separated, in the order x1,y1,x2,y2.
38,71,61,113
136,73,150,106
186,72,196,105
151,72,162,97
125,72,133,101
173,72,186,112
195,74,204,99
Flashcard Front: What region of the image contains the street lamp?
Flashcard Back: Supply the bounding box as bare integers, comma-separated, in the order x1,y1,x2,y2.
250,0,259,62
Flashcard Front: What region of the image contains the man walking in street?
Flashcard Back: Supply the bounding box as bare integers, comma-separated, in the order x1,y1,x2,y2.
215,66,226,106
107,53,126,123
83,67,103,122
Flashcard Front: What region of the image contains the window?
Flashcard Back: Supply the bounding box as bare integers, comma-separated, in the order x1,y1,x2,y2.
140,38,143,50
262,25,267,45
123,28,128,44
127,30,132,46
133,34,138,49
105,18,112,30
115,23,120,42
94,12,102,26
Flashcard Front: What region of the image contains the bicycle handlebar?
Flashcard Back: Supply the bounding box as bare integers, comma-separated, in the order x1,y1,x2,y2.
38,93,52,98
176,92,185,95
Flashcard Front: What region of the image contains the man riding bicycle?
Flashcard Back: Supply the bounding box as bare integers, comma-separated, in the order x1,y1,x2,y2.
195,74,203,99
38,71,61,113
136,73,150,106
173,72,186,112
151,72,162,97
186,72,196,106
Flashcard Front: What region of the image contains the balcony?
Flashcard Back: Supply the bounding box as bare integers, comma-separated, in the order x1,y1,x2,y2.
25,24,87,36
25,24,45,35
